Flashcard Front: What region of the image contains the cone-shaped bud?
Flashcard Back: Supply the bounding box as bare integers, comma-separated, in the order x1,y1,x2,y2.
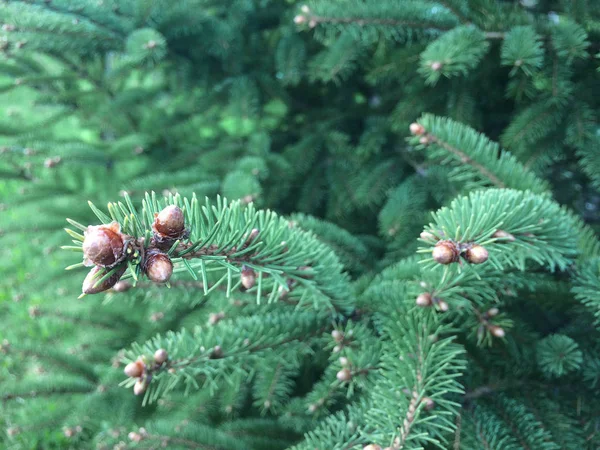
82,265,126,295
82,222,124,267
133,378,148,396
363,445,382,450
416,293,433,307
487,307,499,317
241,266,256,290
410,123,425,136
294,15,306,24
336,368,352,382
419,231,436,241
144,250,173,283
124,359,145,378
489,325,505,338
493,229,515,242
153,205,185,239
465,245,489,264
331,330,344,342
419,135,431,145
154,348,168,364
437,300,449,312
339,357,349,366
432,240,459,264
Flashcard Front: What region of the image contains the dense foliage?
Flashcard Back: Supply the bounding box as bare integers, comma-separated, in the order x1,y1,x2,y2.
1,0,600,449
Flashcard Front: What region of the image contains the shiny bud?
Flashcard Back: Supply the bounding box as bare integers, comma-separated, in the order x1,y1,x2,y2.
419,231,436,241
339,357,349,366
154,348,168,364
82,265,126,295
294,15,306,24
331,330,344,342
363,445,382,450
416,293,433,307
336,368,352,382
487,307,499,317
432,240,459,264
437,300,449,312
82,222,124,267
410,123,425,136
431,61,442,71
153,205,185,238
124,359,145,378
144,250,173,283
241,266,256,290
465,245,489,264
493,229,515,242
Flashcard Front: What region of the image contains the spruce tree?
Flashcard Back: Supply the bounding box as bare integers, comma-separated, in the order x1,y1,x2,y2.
1,1,599,449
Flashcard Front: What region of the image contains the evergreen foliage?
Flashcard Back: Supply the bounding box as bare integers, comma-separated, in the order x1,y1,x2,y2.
1,1,600,449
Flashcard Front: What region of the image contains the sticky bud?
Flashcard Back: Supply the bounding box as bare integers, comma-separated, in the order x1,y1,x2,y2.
416,293,433,307
124,359,145,378
133,378,149,396
493,229,515,242
465,245,489,264
490,326,505,338
331,330,344,342
154,348,168,364
144,250,173,283
336,368,352,382
82,222,124,267
432,240,459,264
410,123,425,136
241,266,256,290
82,265,127,295
153,205,185,239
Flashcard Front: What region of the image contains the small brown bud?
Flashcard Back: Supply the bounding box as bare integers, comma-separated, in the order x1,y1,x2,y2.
208,311,225,325
63,427,75,438
112,280,132,293
133,378,149,396
363,445,382,450
44,156,61,168
241,266,256,290
489,325,505,338
465,245,489,264
82,222,124,267
339,357,349,366
153,205,185,239
82,265,127,295
336,368,352,382
308,403,317,413
432,240,459,264
154,348,168,364
128,431,142,442
419,135,431,145
331,330,344,342
294,15,306,24
301,5,310,13
124,359,145,378
333,345,342,353
431,61,443,71
211,345,223,359
308,19,317,28
144,250,173,283
416,292,433,307
493,230,515,242
410,123,425,136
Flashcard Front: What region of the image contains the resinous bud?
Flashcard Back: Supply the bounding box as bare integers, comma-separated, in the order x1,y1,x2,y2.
82,222,124,267
144,250,173,283
153,205,185,238
82,265,126,295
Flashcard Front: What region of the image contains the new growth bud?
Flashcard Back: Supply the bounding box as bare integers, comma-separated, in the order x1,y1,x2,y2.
241,266,256,290
82,265,127,295
153,205,186,241
410,123,425,136
432,240,459,264
416,292,433,307
82,222,124,267
331,330,344,342
465,245,489,264
144,250,173,283
133,378,149,396
124,359,145,378
154,348,168,364
336,368,352,382
489,325,505,338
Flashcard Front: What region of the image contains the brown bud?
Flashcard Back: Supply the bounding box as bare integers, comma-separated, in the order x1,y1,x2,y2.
432,240,459,264
410,123,425,136
339,357,349,366
112,280,132,293
211,345,223,359
465,245,489,264
144,250,173,283
124,359,145,378
241,266,256,290
82,265,127,295
153,205,185,239
154,348,168,364
489,325,505,338
416,293,433,307
419,231,437,242
336,368,352,382
423,396,435,411
431,61,443,71
133,378,149,395
208,312,225,325
331,330,344,342
363,445,382,450
128,431,143,442
486,307,499,317
82,222,124,267
493,230,515,242
419,135,431,145
294,15,306,24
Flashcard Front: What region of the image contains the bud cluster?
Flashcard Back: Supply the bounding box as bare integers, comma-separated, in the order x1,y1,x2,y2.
476,307,506,339
431,240,489,265
123,349,169,396
415,292,448,312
